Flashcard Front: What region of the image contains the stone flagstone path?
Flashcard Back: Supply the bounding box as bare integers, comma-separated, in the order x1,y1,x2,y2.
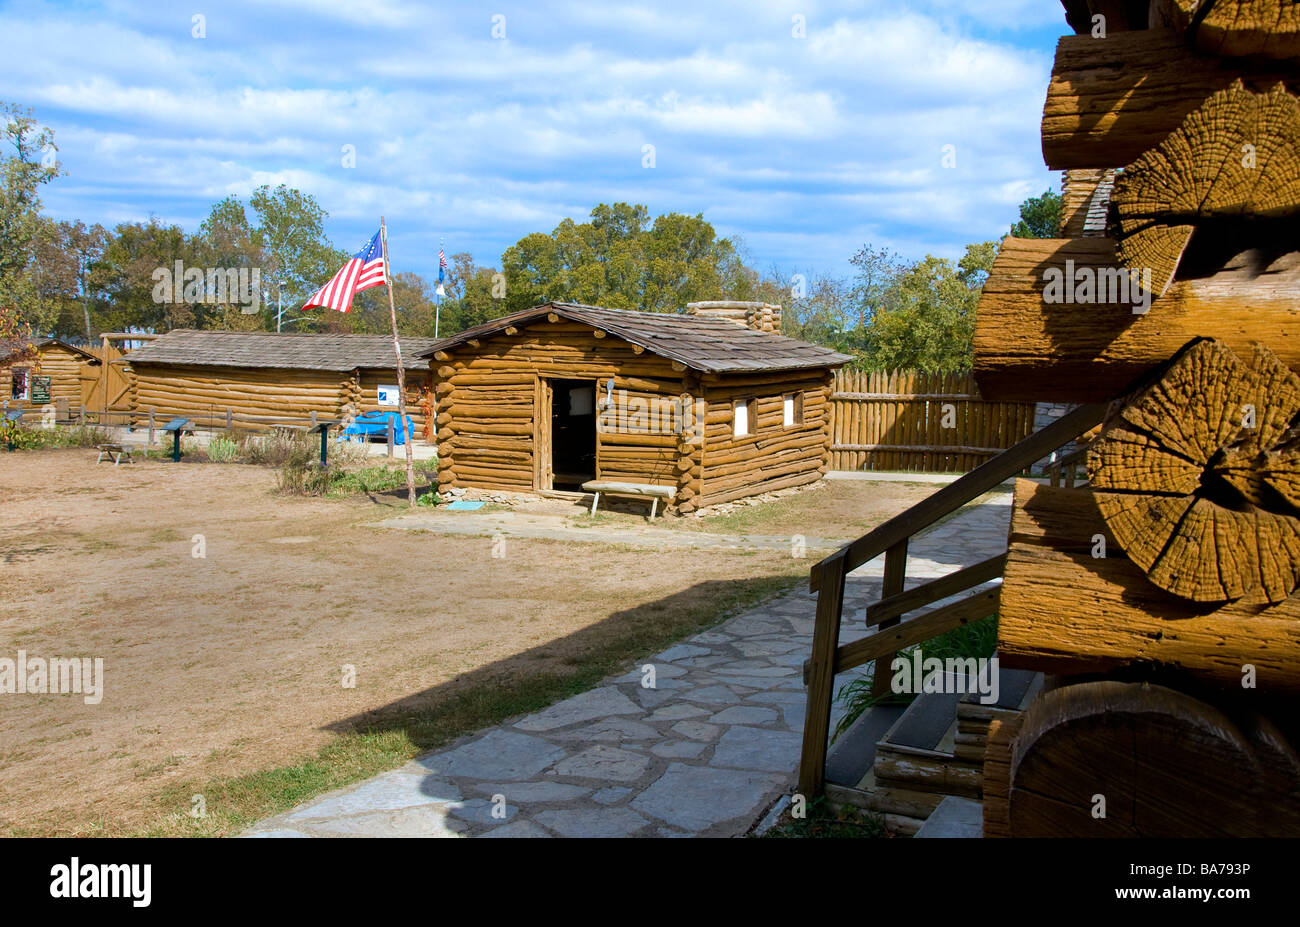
244,493,1011,838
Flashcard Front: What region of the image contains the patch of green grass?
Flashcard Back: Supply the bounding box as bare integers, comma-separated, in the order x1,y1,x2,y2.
325,462,437,497
760,794,887,838
116,570,804,837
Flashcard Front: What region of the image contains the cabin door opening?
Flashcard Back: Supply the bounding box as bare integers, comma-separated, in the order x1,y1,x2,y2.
545,378,597,491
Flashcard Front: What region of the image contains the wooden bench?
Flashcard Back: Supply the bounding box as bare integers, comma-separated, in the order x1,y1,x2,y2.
96,444,135,466
581,480,675,520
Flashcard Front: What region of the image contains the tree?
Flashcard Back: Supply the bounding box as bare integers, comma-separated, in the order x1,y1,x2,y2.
195,197,265,328
0,102,64,330
1010,189,1063,239
98,218,201,332
28,219,110,339
500,203,753,314
249,184,345,330
849,244,905,332
862,241,998,373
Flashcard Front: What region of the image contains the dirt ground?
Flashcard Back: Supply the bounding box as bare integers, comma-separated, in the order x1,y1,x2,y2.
0,449,937,835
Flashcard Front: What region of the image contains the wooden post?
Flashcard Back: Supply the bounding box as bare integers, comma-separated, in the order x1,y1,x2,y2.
871,539,909,697
310,410,317,430
799,549,848,798
226,407,233,430
386,417,395,458
380,216,417,508
148,408,155,446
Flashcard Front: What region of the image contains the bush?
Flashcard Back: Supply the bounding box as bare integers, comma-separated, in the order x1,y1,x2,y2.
271,431,378,496
0,422,110,450
206,435,239,463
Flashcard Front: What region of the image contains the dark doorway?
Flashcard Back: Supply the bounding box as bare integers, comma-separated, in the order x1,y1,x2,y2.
550,378,596,490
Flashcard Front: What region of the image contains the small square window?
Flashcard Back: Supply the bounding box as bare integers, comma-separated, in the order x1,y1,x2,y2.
783,392,804,427
733,398,751,437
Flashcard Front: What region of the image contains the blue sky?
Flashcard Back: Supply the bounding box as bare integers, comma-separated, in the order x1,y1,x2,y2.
1,0,1069,285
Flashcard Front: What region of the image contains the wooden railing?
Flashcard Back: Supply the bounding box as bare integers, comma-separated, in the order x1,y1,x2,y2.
797,402,1108,796
1045,443,1091,488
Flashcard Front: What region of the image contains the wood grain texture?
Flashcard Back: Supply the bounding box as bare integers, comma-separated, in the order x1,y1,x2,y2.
1089,340,1300,603
1112,81,1300,296
1152,0,1300,60
1007,680,1300,837
1042,29,1299,170
973,236,1300,402
999,479,1300,691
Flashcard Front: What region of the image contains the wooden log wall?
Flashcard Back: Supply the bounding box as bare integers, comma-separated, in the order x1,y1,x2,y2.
1,345,92,410
357,368,430,431
695,369,833,508
827,369,1036,473
973,236,1300,403
1044,30,1299,171
128,363,351,430
999,479,1300,693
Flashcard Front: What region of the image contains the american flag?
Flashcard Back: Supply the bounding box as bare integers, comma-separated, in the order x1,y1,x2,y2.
301,230,387,313
436,246,448,297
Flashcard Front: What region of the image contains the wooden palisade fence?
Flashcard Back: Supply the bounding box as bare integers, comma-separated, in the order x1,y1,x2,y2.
827,370,1036,473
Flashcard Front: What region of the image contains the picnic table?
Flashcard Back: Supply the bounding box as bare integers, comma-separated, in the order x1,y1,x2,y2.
96,443,135,466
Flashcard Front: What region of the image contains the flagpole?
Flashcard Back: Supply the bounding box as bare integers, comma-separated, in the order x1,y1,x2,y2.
434,235,444,339
380,216,417,508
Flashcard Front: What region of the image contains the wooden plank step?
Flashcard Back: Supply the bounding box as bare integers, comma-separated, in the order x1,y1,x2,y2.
882,684,966,753
824,703,907,788
960,666,1040,711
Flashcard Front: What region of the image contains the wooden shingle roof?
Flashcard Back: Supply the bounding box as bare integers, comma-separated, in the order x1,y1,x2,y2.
0,337,100,365
422,303,852,374
121,330,441,372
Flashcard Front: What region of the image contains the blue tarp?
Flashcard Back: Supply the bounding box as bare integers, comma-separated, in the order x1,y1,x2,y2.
341,411,416,445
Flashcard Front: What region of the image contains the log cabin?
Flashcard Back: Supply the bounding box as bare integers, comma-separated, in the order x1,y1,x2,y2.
0,338,101,413
421,302,851,512
120,330,439,435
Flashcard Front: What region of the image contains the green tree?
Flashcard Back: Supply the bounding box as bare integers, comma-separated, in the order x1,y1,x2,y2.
99,218,202,333
500,203,753,314
849,244,905,334
249,184,345,330
863,241,997,373
0,102,64,331
1010,189,1063,239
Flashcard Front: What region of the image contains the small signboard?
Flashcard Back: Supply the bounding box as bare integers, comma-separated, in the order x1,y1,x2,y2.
376,385,400,407
30,376,51,404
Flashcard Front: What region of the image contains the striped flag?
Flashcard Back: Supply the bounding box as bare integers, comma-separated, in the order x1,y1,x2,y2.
435,246,448,297
301,230,387,313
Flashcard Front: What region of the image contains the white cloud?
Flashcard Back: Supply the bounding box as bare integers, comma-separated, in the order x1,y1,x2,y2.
0,0,1063,277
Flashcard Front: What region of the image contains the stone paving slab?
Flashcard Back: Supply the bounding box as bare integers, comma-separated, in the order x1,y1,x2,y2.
244,498,1009,838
